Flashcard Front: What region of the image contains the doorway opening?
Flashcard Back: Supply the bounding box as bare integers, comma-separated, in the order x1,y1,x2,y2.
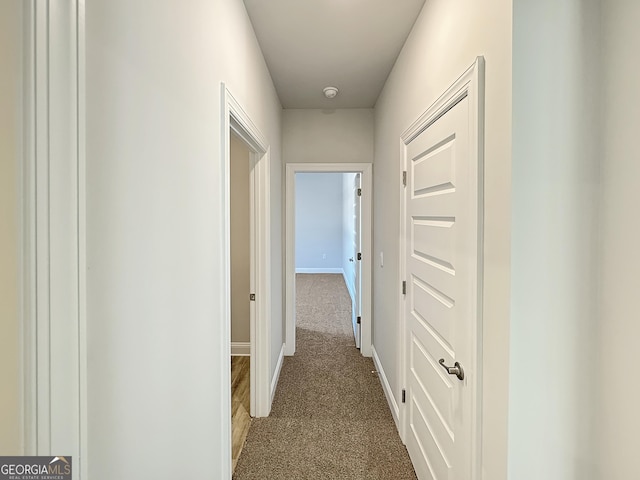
293,172,362,348
221,85,272,476
285,163,372,357
230,132,252,472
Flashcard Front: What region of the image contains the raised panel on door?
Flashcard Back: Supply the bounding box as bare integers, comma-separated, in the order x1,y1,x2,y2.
411,134,457,199
408,387,451,480
411,274,455,353
410,333,455,436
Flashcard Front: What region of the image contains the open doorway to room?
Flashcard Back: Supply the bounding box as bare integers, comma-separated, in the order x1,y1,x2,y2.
285,164,372,357
230,132,252,473
221,85,272,476
293,172,362,348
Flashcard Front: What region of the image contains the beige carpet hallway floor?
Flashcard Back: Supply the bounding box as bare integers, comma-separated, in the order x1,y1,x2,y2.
233,273,417,480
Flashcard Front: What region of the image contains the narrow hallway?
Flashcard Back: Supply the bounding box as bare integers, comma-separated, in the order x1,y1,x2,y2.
233,274,416,479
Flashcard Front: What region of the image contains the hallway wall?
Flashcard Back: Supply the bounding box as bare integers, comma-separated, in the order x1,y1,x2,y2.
0,0,23,456
85,0,282,478
283,109,374,164
509,1,601,479
597,0,640,477
373,0,512,478
295,173,345,270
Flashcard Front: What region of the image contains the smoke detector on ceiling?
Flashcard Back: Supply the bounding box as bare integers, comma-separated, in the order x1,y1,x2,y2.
323,86,339,99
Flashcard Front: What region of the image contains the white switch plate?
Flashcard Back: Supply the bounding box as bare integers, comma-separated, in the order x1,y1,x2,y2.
380,251,384,267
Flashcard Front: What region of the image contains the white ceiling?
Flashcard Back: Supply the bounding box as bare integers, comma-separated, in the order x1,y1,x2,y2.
243,0,426,109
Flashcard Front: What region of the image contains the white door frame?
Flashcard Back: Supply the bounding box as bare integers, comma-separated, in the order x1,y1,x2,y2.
221,84,272,424
23,1,87,477
285,163,372,357
398,57,485,478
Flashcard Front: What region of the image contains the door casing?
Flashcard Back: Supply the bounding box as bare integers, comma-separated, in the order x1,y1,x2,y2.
398,57,485,479
285,163,373,357
22,1,86,475
221,85,273,476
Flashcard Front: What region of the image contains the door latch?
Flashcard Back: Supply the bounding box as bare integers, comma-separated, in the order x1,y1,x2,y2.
438,358,464,381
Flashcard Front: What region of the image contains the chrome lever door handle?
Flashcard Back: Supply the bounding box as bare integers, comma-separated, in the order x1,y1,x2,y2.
438,358,464,381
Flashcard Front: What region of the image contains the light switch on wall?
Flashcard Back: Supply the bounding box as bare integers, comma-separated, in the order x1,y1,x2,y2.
380,251,384,267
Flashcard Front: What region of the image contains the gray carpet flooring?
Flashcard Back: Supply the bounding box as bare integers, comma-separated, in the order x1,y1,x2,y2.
233,273,417,480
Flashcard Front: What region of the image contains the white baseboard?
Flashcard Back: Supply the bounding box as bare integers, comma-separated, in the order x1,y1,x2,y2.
295,267,344,274
284,342,295,356
231,342,250,356
372,346,400,430
271,344,285,405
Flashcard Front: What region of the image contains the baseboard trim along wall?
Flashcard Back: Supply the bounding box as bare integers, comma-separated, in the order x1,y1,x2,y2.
231,342,250,356
271,345,285,405
372,346,400,430
295,268,344,274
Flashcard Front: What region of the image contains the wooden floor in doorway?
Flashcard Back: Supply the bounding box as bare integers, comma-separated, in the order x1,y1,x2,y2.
232,355,251,473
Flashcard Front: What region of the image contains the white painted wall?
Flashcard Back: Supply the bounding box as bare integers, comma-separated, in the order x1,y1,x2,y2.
509,1,601,479
0,0,22,456
230,134,251,344
85,1,282,478
283,109,374,164
597,1,640,478
373,0,512,478
342,173,357,296
295,173,344,269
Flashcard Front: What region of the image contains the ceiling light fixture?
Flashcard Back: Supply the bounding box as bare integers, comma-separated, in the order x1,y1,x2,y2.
323,86,339,99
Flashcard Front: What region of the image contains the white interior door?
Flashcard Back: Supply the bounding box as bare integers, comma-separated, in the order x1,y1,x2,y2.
404,93,479,480
353,173,362,348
